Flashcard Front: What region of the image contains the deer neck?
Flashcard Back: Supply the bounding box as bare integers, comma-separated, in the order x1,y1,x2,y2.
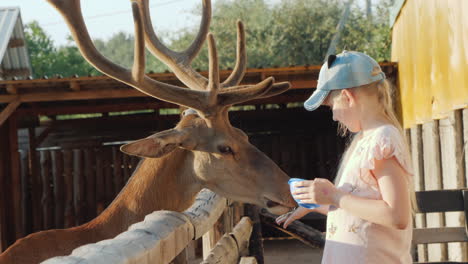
90,148,202,236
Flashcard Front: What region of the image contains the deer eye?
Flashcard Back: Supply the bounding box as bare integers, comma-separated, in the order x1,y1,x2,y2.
218,145,234,155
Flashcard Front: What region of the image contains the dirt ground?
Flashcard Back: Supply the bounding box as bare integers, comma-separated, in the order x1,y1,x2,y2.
264,239,323,264
190,239,323,264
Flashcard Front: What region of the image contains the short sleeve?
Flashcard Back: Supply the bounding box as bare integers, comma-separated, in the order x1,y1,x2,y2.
359,125,413,176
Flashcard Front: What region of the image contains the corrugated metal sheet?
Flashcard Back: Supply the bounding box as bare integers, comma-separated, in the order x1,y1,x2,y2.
0,7,31,80
391,0,468,128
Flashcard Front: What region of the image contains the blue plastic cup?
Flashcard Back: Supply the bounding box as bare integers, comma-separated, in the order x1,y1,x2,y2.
288,178,320,209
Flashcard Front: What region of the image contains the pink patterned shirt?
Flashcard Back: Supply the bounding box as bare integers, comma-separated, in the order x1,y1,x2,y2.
322,124,413,264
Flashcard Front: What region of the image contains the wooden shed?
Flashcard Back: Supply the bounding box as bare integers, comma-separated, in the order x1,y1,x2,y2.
391,0,468,262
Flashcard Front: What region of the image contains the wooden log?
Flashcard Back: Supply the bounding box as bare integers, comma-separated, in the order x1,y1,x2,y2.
244,205,264,264
84,149,96,222
28,127,42,232
40,150,54,229
410,125,428,262
259,209,325,248
95,148,105,214
63,150,75,228
43,189,226,264
439,110,467,261
421,121,447,261
73,149,85,225
201,233,238,264
52,150,65,229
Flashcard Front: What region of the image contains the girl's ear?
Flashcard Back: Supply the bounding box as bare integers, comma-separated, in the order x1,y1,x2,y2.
341,89,357,107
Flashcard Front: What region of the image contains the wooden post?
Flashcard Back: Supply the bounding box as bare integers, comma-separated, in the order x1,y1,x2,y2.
63,150,75,227
9,115,22,240
244,204,264,264
439,110,467,261
40,150,54,229
95,148,105,215
28,127,42,232
410,125,428,262
422,121,447,261
0,121,12,250
52,150,65,229
73,149,85,225
84,148,96,222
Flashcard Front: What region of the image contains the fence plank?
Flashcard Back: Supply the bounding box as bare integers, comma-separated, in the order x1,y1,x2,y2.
28,127,42,232
422,121,447,261
95,149,105,215
52,150,65,229
410,125,428,262
9,115,22,239
439,110,467,262
73,149,85,225
40,150,54,229
103,148,114,206
202,217,253,264
20,151,31,235
112,147,124,193
63,150,75,228
244,205,264,264
84,149,96,222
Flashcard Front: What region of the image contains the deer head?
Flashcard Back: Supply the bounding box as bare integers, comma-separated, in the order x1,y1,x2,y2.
46,0,295,214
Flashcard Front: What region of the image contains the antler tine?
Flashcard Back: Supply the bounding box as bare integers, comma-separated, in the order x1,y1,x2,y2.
46,0,211,112
207,33,220,105
132,1,145,83
138,0,210,91
217,77,275,106
222,21,247,87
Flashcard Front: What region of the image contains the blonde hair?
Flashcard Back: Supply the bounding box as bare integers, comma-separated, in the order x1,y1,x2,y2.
331,79,418,213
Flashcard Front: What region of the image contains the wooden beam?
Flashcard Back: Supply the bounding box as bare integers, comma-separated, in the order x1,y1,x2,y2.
0,100,20,126
2,68,30,78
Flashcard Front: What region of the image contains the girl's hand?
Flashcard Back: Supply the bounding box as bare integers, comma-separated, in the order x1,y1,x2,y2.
275,207,311,228
292,178,342,206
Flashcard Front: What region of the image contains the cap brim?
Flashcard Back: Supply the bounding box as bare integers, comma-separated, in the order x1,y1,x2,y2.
304,89,330,111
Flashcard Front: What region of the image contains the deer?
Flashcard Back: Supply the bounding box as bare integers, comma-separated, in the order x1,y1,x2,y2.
0,0,296,263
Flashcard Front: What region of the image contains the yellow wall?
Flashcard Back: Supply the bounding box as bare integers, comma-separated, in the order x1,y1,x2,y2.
391,0,468,128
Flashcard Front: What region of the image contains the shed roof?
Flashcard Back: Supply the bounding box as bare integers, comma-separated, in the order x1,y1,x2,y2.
0,7,32,80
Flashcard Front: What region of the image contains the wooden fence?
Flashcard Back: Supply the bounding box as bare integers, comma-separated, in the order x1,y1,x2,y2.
408,109,468,262
13,122,343,241
19,146,140,234
42,189,252,264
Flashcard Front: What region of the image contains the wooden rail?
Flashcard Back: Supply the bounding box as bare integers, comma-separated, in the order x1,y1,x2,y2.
42,189,227,264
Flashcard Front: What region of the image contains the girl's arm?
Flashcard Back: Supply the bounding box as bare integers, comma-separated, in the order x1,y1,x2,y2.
294,157,411,230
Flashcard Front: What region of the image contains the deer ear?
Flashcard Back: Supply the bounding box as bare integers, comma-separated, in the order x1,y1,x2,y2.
120,129,190,158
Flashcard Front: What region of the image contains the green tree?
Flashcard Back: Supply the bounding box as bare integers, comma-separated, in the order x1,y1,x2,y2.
24,21,99,78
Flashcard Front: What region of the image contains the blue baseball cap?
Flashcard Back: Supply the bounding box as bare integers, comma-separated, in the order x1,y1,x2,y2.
304,51,386,111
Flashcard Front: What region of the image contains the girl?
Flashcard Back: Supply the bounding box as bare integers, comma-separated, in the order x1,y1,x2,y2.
276,51,415,263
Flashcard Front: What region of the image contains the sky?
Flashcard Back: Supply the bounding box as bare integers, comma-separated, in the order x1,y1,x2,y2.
1,0,282,46
2,0,371,47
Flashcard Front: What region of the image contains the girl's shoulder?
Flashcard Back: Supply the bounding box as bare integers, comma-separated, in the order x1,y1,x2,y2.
358,123,413,175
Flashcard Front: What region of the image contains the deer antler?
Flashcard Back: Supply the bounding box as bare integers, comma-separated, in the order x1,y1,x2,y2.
47,0,290,115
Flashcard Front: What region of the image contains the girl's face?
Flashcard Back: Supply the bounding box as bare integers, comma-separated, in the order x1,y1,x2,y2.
323,89,361,133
